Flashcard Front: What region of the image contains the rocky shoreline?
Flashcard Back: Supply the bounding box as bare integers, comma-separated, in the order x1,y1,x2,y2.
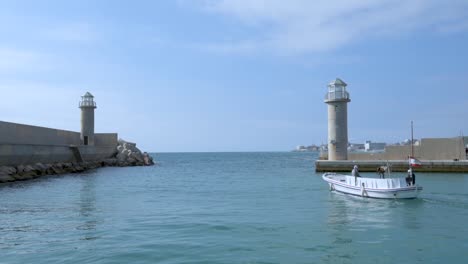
0,140,154,184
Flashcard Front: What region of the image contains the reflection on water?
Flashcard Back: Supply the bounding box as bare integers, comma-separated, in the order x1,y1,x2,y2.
326,191,427,242
77,175,101,241
0,173,104,252
323,191,429,263
327,192,394,230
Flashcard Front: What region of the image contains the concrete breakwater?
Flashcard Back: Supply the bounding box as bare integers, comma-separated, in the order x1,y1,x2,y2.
315,160,468,173
0,93,156,184
0,140,154,184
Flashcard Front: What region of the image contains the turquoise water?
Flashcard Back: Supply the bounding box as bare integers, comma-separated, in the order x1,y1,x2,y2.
1,152,468,264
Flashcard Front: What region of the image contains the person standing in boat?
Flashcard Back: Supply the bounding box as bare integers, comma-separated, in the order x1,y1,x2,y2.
352,165,361,177
377,166,386,179
352,165,361,185
406,169,416,186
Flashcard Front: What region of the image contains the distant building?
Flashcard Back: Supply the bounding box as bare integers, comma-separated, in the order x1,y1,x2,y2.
294,145,321,152
402,139,420,146
364,141,386,152
348,143,365,151
307,145,320,151
296,145,307,152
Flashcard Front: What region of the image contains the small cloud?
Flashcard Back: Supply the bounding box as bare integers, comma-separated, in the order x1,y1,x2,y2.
182,0,468,55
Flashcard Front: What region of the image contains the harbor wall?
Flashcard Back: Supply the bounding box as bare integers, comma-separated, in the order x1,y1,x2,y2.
0,121,118,166
316,160,468,172
94,133,118,146
318,137,467,172
0,121,81,146
346,137,466,161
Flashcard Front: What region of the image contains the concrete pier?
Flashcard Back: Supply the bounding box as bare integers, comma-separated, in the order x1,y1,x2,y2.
315,160,468,173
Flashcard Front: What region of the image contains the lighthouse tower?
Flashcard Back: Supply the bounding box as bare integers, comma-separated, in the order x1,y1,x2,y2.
325,78,350,160
79,92,97,146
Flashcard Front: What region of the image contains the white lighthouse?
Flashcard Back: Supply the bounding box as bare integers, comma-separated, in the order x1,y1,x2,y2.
325,78,350,160
79,92,97,146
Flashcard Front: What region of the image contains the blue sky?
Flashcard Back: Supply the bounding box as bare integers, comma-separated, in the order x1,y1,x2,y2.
1,0,468,152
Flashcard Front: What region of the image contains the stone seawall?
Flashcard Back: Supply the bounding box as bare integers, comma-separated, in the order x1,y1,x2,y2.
0,140,154,184
0,144,118,166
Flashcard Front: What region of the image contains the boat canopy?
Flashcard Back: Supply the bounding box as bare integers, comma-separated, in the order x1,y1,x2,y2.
345,176,407,189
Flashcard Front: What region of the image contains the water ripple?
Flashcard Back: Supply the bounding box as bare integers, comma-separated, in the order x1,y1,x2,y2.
1,152,467,264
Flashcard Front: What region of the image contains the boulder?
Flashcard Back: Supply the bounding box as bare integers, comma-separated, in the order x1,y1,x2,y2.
13,173,34,181
16,165,25,173
0,174,16,183
62,163,75,173
0,166,16,175
50,163,65,174
126,156,137,165
46,164,57,175
116,152,127,162
33,163,48,176
87,161,101,169
15,165,38,180
142,152,155,166
102,158,118,167
0,166,17,183
72,163,85,172
115,139,155,166
129,152,144,163
23,165,40,178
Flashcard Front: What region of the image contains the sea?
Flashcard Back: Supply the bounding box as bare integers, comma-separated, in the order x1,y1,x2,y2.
1,152,467,264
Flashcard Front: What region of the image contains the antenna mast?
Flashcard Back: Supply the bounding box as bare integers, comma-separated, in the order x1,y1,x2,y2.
411,121,414,158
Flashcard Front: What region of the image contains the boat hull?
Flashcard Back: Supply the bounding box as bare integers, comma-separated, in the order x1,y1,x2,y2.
323,173,422,199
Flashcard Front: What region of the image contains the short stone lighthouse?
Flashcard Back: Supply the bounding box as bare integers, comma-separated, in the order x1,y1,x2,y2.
324,78,350,160
79,92,97,146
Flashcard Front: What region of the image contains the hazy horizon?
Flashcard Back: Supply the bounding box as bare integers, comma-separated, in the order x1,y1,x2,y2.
1,1,468,152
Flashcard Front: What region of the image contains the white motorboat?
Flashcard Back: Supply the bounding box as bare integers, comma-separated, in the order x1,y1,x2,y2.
322,173,423,199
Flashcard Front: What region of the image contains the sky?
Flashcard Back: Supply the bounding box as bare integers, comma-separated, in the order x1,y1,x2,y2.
1,0,468,152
